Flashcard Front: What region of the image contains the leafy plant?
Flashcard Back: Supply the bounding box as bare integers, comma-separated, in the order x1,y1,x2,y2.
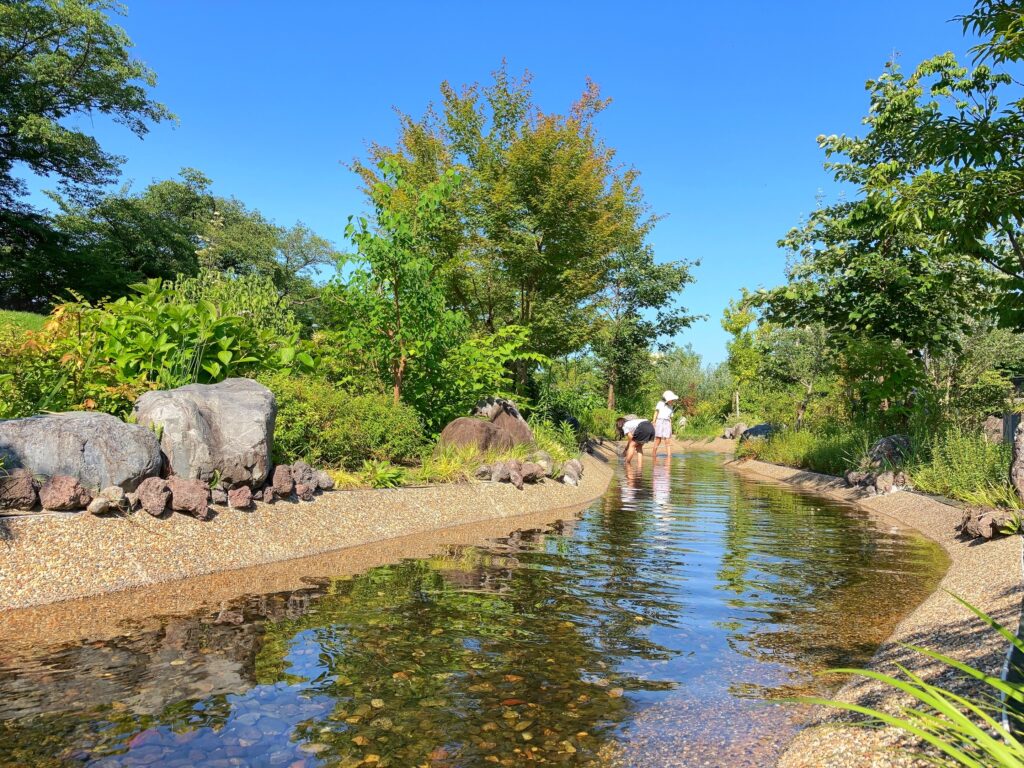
797,595,1024,768
360,460,406,489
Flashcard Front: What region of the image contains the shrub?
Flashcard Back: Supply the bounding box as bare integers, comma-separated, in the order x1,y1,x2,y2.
909,427,1017,508
583,407,618,439
529,418,578,467
266,373,425,469
736,428,868,477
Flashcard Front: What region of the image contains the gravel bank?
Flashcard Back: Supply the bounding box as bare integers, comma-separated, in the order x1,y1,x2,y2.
0,447,614,611
681,440,1023,768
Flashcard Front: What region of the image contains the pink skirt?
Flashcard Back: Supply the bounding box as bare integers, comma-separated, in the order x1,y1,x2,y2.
654,418,672,438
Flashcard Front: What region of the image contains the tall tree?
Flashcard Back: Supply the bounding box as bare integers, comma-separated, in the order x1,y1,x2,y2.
0,0,172,308
351,65,688,381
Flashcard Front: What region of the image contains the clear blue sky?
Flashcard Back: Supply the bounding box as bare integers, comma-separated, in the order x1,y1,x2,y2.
28,0,976,364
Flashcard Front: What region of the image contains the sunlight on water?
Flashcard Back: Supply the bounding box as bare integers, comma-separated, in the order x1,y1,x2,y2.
0,452,946,767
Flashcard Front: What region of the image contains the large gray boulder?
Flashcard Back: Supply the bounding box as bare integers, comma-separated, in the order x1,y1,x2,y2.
0,412,162,491
133,378,276,488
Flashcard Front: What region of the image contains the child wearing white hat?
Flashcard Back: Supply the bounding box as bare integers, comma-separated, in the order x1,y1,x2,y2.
652,390,679,461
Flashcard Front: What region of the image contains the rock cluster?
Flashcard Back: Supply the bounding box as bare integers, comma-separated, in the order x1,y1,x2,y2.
866,434,912,468
844,469,910,496
473,451,582,491
958,507,1018,540
722,423,748,440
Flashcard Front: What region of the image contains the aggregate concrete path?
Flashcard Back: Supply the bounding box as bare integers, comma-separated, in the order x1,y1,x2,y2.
0,446,615,611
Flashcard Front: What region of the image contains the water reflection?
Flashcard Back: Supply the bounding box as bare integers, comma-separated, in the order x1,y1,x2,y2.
0,452,946,767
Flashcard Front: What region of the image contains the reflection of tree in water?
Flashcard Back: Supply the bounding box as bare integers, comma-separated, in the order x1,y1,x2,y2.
715,471,946,697
0,523,681,767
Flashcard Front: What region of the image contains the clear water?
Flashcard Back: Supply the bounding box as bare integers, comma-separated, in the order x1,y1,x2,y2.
0,452,947,767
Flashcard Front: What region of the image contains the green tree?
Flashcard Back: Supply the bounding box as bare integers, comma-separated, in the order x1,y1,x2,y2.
722,295,761,418
351,65,684,377
335,161,460,405
0,0,173,309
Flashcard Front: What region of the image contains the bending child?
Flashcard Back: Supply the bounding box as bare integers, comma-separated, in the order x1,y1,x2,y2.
616,416,656,469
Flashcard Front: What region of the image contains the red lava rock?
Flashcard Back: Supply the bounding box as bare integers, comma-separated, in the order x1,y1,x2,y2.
227,485,253,509
271,465,294,499
39,475,92,510
136,477,170,516
295,483,316,502
167,477,210,520
492,461,511,483
291,461,318,488
0,468,37,510
509,470,524,490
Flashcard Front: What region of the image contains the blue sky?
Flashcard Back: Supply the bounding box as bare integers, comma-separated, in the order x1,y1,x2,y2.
27,0,976,364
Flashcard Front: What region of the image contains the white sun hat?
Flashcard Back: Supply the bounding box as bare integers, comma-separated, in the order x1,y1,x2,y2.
662,390,679,402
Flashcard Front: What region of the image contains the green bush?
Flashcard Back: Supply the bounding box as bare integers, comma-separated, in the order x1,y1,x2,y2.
909,427,1017,508
583,407,618,439
736,428,868,476
266,373,425,469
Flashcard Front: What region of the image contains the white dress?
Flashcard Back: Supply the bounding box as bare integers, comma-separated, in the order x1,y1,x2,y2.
654,401,673,438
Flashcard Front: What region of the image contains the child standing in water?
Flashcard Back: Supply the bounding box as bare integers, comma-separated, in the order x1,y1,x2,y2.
652,390,678,461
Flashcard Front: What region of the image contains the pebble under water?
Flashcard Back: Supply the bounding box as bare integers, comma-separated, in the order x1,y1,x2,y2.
0,452,947,767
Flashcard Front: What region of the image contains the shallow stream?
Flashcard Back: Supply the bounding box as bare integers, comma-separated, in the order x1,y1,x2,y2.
0,452,947,767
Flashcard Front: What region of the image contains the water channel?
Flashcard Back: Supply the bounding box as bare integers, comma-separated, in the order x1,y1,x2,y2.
0,451,947,767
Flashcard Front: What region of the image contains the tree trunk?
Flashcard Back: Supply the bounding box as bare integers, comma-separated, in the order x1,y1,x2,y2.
393,356,406,405
607,382,616,410
796,382,813,430
732,389,740,418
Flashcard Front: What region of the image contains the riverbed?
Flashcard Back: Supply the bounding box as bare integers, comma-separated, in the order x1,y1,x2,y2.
0,452,948,767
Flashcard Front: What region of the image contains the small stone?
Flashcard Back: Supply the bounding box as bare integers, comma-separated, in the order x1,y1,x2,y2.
531,451,554,477
475,464,492,481
227,485,253,509
874,471,895,495
492,462,511,483
100,486,126,507
271,465,294,499
210,488,228,505
315,469,335,491
844,470,868,488
252,488,264,502
39,475,92,510
0,468,37,511
291,460,318,488
509,470,524,490
520,462,545,483
135,477,170,516
86,497,111,515
958,507,1018,540
295,483,316,502
562,470,580,487
565,459,584,478
167,476,211,520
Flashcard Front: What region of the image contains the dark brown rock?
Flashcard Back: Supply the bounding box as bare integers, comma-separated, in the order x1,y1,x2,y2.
167,476,211,520
227,485,253,509
491,410,534,445
252,488,264,502
508,470,524,490
491,461,511,483
437,417,514,454
520,462,545,483
475,464,492,481
136,477,170,516
295,483,316,502
0,468,37,510
958,507,1018,540
271,465,295,499
39,475,91,510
